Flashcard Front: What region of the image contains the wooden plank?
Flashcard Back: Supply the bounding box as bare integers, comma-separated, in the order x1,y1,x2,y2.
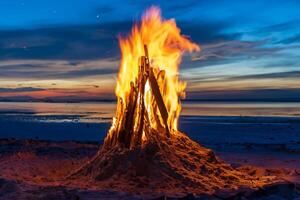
148,68,170,137
130,56,147,148
143,44,170,137
122,81,138,148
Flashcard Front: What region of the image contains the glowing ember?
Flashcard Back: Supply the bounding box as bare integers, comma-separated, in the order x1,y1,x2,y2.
104,6,199,149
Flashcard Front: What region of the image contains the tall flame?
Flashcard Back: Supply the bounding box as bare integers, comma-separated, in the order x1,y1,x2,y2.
115,6,199,132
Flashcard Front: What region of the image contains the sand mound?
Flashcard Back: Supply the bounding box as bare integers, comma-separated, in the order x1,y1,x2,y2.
70,131,274,196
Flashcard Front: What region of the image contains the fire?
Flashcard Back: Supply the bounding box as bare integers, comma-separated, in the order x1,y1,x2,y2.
116,6,199,129
106,6,199,148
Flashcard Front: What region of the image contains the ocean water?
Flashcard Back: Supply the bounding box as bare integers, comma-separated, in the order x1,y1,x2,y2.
0,101,299,142
1,101,300,121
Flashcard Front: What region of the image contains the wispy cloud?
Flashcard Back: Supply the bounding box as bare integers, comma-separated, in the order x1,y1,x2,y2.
187,88,300,101
278,34,300,44
0,59,118,80
0,87,45,93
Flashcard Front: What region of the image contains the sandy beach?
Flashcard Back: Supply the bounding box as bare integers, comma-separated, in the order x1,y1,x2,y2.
0,137,299,199
0,102,300,199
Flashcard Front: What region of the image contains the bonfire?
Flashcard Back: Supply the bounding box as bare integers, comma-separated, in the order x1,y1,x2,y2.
71,6,273,197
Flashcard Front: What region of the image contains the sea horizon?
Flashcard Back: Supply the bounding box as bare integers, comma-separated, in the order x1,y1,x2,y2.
1,101,299,142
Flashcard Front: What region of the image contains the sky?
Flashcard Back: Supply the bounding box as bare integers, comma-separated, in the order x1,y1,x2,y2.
0,0,299,102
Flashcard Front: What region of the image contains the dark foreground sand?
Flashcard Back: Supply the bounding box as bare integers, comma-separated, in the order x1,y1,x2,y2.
0,138,299,200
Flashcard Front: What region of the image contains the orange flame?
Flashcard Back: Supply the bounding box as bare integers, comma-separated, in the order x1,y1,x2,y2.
115,6,199,132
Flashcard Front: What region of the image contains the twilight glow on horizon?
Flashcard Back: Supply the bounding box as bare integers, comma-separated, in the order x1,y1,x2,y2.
0,0,299,102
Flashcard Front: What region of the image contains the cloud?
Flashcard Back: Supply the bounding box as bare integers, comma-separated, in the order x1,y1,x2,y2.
256,21,300,33
53,68,117,79
0,23,130,60
0,18,246,73
240,20,300,46
0,87,45,93
227,71,300,81
0,59,119,80
186,88,300,101
183,39,282,70
0,15,242,61
278,34,300,44
179,20,240,44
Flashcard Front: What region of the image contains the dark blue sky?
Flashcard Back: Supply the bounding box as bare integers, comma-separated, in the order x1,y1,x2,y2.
0,0,299,101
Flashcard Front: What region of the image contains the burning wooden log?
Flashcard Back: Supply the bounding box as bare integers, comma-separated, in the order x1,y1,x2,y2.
103,44,171,149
